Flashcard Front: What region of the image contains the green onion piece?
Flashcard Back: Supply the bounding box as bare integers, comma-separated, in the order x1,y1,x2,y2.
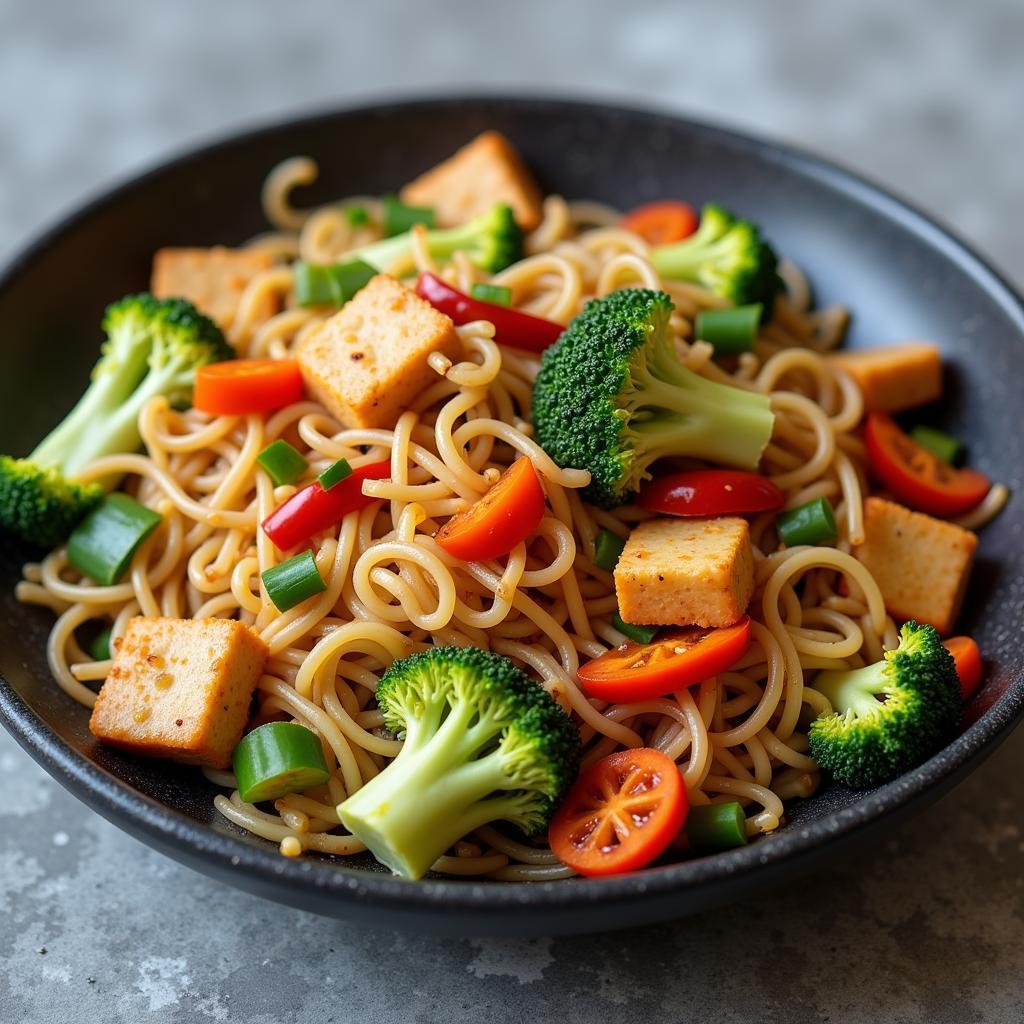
694,303,763,355
612,613,658,644
257,440,308,486
910,425,962,465
345,204,370,228
469,282,513,306
67,494,163,586
88,625,113,662
317,458,352,491
685,802,749,854
293,259,377,308
262,550,327,612
776,496,837,547
593,529,626,572
381,195,435,237
232,722,330,803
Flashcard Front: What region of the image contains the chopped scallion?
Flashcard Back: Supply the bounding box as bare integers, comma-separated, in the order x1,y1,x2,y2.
257,440,308,486
593,529,626,572
345,204,370,228
67,494,163,586
262,550,327,612
469,282,513,306
232,721,331,803
685,801,748,853
318,458,352,491
694,303,763,355
910,425,962,465
293,259,377,308
381,195,435,237
88,625,113,661
776,496,837,548
612,613,659,644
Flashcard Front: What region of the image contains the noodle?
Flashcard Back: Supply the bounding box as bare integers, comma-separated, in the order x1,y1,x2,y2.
18,156,1001,880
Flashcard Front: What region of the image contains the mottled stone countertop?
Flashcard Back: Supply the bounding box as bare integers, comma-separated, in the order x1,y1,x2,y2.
2,1,1023,1021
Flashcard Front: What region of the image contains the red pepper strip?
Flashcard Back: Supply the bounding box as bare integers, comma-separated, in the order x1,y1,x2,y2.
262,459,391,551
415,272,564,353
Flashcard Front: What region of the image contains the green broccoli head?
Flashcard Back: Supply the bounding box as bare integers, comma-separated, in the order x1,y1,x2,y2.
0,293,232,547
350,202,523,276
532,288,775,508
809,621,961,789
650,203,781,307
338,645,581,879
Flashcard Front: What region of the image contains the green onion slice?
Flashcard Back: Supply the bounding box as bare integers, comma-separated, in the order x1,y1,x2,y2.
910,425,962,465
381,195,435,237
685,802,749,854
67,494,163,586
233,722,330,804
88,625,113,662
293,259,377,308
593,529,626,572
257,440,308,486
612,613,659,644
776,496,837,548
345,204,370,228
469,282,513,306
262,550,327,612
695,303,763,355
317,458,352,491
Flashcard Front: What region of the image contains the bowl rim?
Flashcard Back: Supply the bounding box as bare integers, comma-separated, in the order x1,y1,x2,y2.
2,92,1023,917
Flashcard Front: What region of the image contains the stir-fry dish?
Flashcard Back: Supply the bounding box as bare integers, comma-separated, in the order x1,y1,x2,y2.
4,131,1005,880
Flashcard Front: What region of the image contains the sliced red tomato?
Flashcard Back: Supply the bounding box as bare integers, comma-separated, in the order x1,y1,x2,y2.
621,201,699,246
944,636,983,701
578,617,751,702
194,359,305,415
548,748,688,877
435,457,546,562
864,413,990,517
639,470,784,518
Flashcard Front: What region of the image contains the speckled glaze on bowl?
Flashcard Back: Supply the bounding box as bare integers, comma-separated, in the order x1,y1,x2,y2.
0,96,1022,937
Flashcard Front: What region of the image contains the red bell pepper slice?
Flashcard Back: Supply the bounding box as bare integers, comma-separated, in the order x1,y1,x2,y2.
261,459,391,551
415,272,564,353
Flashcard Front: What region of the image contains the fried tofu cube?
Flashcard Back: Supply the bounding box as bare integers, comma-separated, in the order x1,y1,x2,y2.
89,616,269,769
400,131,544,231
853,497,977,636
827,342,942,413
615,517,754,628
296,274,459,429
151,246,277,331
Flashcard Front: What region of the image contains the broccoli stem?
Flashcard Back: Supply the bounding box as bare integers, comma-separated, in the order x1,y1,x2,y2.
814,662,888,718
338,701,526,879
352,216,500,276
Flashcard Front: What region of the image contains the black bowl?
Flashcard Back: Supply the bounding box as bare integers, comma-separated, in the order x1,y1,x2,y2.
1,96,1022,937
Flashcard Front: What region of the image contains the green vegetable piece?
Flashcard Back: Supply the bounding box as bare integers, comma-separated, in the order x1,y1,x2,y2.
233,722,330,804
262,550,327,612
67,493,163,586
694,303,763,355
257,440,308,486
809,621,961,788
293,259,377,308
611,613,658,644
776,497,837,547
685,802,749,853
317,458,352,491
910,425,962,465
469,282,513,306
345,204,370,228
88,625,113,662
381,195,436,237
593,529,626,571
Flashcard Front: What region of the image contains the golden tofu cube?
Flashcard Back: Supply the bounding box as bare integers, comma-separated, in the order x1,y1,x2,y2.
828,342,942,413
151,246,277,331
296,274,459,429
400,131,544,231
853,497,976,636
89,616,269,769
615,517,754,628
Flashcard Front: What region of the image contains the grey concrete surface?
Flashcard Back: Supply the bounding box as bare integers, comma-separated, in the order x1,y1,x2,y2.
2,1,1023,1021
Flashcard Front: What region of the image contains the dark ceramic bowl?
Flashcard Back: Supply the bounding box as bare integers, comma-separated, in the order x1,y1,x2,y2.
1,97,1022,937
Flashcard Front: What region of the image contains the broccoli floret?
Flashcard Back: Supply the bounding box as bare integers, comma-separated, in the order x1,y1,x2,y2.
650,203,781,307
532,288,775,508
350,202,522,276
0,294,232,547
337,645,581,879
809,621,961,789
